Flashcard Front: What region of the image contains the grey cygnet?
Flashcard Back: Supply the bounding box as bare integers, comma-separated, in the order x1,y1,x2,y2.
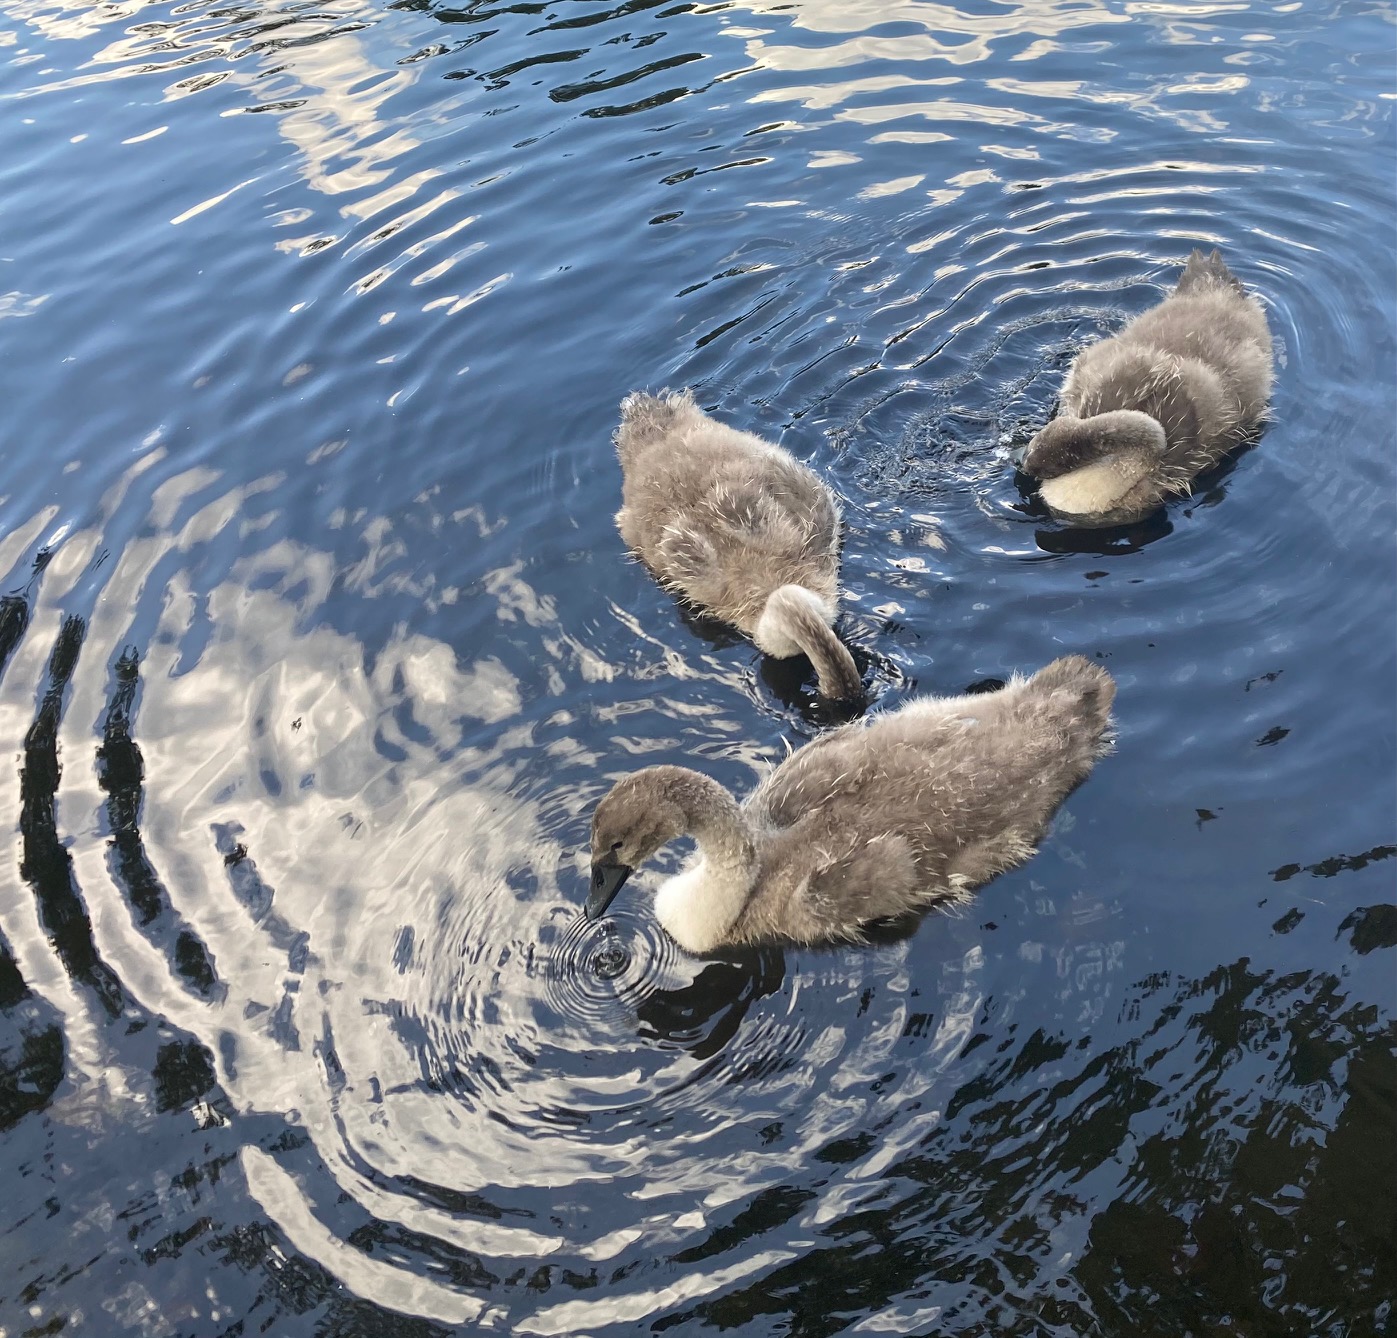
586,655,1115,953
613,389,862,702
1017,248,1274,526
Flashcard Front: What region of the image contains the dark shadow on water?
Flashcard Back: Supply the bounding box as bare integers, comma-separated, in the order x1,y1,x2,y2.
0,1009,64,1131
1338,904,1397,954
0,594,30,679
666,587,746,651
757,648,864,729
1033,508,1176,556
671,1183,818,1267
19,615,127,1020
152,1037,218,1113
637,946,785,1060
1180,429,1263,515
97,647,223,1001
0,906,65,1133
758,625,908,729
656,954,1397,1337
1271,844,1396,882
0,612,65,1127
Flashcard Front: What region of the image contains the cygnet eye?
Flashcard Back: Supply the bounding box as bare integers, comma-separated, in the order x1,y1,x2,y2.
610,841,623,852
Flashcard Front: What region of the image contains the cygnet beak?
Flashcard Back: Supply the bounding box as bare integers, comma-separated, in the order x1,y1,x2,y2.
585,853,633,920
1008,442,1030,471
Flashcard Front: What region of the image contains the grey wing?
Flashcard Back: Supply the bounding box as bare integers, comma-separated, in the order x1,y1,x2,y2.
1060,340,1134,417
1134,362,1204,460
657,461,838,607
798,832,929,938
738,820,925,946
653,482,803,571
751,455,841,560
798,468,842,547
745,719,876,829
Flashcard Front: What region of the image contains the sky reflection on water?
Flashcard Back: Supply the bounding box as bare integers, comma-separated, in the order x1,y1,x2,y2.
0,0,1393,1332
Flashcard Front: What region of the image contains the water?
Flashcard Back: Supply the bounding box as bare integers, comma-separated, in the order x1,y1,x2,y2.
0,0,1393,1332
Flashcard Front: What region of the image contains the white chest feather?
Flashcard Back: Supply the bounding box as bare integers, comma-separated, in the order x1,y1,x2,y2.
654,859,749,954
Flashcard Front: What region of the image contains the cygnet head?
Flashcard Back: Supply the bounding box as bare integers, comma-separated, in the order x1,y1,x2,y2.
585,770,688,920
1018,410,1167,481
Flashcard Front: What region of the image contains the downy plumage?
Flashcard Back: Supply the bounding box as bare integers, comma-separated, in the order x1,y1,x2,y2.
586,655,1115,953
614,389,862,701
1016,249,1274,525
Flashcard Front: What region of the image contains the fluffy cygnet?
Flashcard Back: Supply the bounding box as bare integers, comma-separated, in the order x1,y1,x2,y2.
1017,249,1274,525
614,389,862,701
586,655,1115,953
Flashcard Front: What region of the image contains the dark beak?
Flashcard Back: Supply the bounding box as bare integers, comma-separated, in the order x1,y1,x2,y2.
585,853,633,920
1008,442,1029,470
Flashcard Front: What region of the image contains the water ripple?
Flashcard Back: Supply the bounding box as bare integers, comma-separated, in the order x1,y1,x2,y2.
0,0,1392,1331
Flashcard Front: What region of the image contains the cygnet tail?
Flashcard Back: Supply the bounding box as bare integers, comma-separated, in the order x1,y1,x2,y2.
1027,655,1117,752
615,388,696,462
759,585,863,702
1175,248,1244,297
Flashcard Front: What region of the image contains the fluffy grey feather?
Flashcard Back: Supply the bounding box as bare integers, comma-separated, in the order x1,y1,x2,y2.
1020,249,1274,525
614,389,862,701
588,655,1115,953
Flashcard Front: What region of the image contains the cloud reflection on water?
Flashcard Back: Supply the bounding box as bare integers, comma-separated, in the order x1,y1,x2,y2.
0,460,985,1330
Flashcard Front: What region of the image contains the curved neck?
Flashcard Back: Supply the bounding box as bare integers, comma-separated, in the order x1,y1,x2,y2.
1089,409,1169,456
756,586,863,702
649,769,757,954
802,618,863,703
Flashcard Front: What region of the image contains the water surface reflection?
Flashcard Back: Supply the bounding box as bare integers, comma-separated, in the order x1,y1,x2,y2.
0,0,1393,1330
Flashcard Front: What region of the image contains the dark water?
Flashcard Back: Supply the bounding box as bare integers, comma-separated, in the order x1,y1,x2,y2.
1,0,1394,1332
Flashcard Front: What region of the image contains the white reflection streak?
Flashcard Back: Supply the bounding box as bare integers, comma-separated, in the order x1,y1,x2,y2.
8,0,438,229
723,0,1251,140
32,456,591,1316
727,0,1129,80
0,533,126,1101
0,505,59,580
261,6,426,206
515,1249,800,1336
0,0,147,45
241,1146,504,1327
116,539,575,1301
170,176,259,225
57,477,293,1058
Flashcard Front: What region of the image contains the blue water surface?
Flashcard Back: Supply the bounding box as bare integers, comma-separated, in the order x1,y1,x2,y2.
0,0,1393,1333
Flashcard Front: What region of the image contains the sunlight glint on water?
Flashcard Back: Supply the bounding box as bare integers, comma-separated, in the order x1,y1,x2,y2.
0,0,1392,1332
